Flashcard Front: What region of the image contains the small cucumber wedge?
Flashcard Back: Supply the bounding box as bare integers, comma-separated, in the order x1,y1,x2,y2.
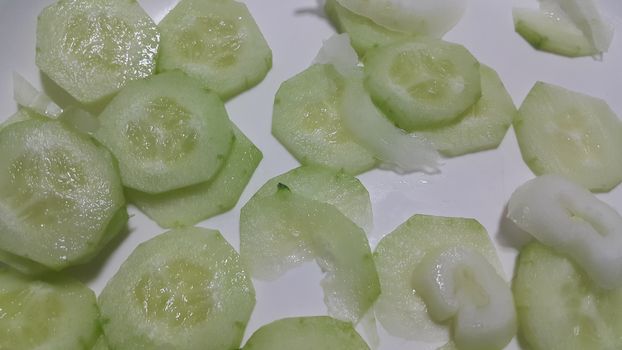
158,0,272,100
127,124,262,228
0,267,100,349
242,316,370,350
36,0,159,104
514,82,622,192
98,227,255,350
514,242,622,350
96,71,234,193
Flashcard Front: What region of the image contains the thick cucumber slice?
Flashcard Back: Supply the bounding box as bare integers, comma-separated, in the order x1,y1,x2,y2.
364,38,481,131
242,316,370,350
414,65,516,157
514,82,622,192
272,64,377,175
127,124,262,228
513,242,622,350
240,187,380,323
96,71,234,194
158,0,272,100
36,0,159,104
374,214,504,341
99,227,255,350
0,267,100,349
0,119,127,270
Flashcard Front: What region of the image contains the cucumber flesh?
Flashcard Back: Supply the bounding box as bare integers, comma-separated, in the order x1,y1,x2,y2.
12,72,62,118
98,227,255,350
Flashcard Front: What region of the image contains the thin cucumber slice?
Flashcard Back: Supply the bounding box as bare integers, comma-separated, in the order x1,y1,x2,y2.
414,65,516,157
98,227,255,350
0,119,127,270
127,124,262,228
373,214,504,341
36,0,159,104
272,64,377,175
158,0,272,100
96,71,234,194
514,82,622,192
240,187,380,323
12,72,62,118
0,267,100,349
364,38,481,131
242,316,370,350
513,242,622,350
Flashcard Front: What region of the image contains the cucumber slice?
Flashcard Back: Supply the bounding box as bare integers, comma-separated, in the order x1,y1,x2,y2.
514,82,622,192
240,187,380,323
95,71,234,194
513,242,622,350
242,316,370,350
127,124,262,228
0,119,127,270
158,0,272,100
272,64,377,175
364,38,481,131
414,65,516,157
373,214,504,341
0,267,100,349
98,227,255,350
36,0,159,104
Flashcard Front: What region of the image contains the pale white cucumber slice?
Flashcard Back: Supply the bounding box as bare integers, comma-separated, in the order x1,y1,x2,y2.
158,0,272,100
0,267,100,349
240,188,380,323
374,214,504,341
364,38,481,131
414,65,516,157
514,242,622,350
127,124,262,228
36,0,159,104
514,82,622,192
313,34,359,77
96,71,234,194
12,72,62,118
0,119,127,270
98,227,255,350
242,316,370,350
272,64,377,175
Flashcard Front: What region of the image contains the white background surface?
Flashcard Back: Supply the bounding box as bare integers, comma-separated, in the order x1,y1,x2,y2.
0,0,621,349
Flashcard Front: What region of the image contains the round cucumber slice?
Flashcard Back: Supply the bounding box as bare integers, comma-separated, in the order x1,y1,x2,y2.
98,227,255,350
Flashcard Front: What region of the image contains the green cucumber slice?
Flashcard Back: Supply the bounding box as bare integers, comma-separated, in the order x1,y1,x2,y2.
36,0,159,104
514,82,622,192
0,267,100,349
98,227,255,350
272,64,377,175
96,71,234,194
364,38,481,131
158,0,272,100
0,119,127,270
242,316,370,350
513,242,622,350
127,124,262,228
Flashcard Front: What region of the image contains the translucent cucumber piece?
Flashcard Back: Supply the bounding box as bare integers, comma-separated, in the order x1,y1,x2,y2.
373,214,503,341
364,38,481,131
242,316,370,350
272,64,377,175
0,119,127,270
414,65,516,157
240,188,380,323
513,242,622,350
514,82,622,192
12,72,62,118
96,71,234,194
158,0,272,100
99,227,255,350
127,124,262,228
36,0,159,104
0,267,100,349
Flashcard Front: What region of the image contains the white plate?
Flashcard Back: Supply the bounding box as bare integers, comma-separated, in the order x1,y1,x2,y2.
0,1,621,349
